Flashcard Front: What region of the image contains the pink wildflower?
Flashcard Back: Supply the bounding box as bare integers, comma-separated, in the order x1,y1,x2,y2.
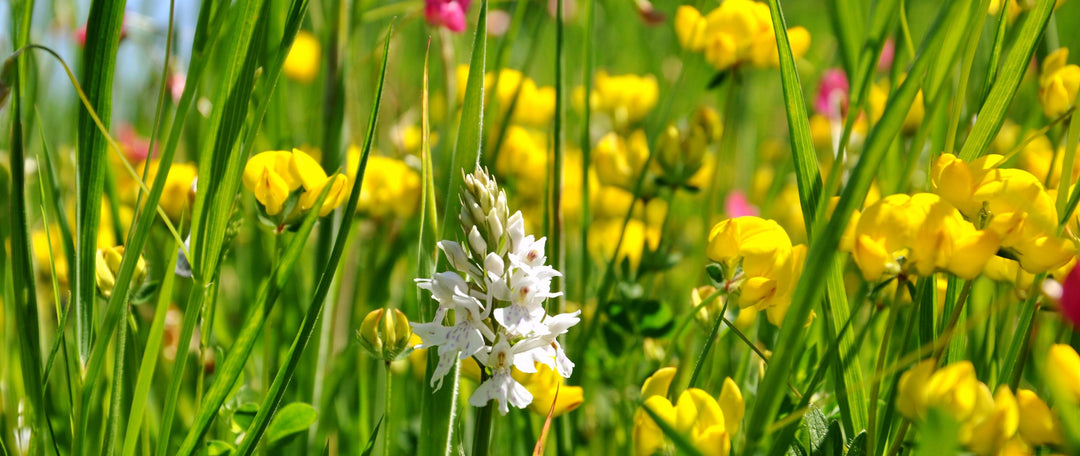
878,39,895,71
814,69,849,119
425,0,471,33
724,190,759,218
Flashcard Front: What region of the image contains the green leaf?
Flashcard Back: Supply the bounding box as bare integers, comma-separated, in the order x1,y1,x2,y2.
846,431,867,456
205,441,235,456
266,403,319,446
957,0,1055,161
360,416,384,456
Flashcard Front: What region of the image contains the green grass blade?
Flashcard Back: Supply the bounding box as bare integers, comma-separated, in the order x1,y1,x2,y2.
121,242,181,456
7,17,51,453
827,0,866,77
423,3,488,455
766,0,867,437
73,0,126,376
230,24,392,456
957,0,1055,161
743,1,962,452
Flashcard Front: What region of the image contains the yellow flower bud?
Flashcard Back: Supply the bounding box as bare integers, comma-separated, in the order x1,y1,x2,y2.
95,246,147,298
358,308,413,362
674,6,707,51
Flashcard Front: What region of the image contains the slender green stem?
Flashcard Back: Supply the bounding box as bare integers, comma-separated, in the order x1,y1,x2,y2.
471,371,494,456
383,361,392,456
687,297,730,390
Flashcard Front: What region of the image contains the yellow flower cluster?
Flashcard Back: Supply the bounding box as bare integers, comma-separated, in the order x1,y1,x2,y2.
674,0,810,71
932,153,1076,273
346,147,421,219
456,65,556,127
1039,48,1080,119
585,71,659,128
242,148,348,222
495,126,548,202
706,216,805,325
851,193,999,282
634,367,743,456
898,360,1062,455
587,186,664,273
594,130,651,192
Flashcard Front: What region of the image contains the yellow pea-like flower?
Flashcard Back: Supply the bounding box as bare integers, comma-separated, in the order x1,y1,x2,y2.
1039,48,1080,119
1046,344,1080,404
674,6,707,51
707,216,804,324
962,385,1019,456
254,167,291,216
593,130,650,191
512,364,584,418
348,150,422,219
1015,389,1062,447
897,360,981,422
633,367,742,456
244,148,347,221
590,72,659,127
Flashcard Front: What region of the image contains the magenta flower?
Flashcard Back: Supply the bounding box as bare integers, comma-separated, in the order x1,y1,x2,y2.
1060,262,1080,326
814,69,849,119
724,190,759,218
425,0,472,33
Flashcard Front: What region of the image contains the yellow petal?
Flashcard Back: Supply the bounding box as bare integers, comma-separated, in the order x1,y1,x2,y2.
254,167,290,216
290,148,329,191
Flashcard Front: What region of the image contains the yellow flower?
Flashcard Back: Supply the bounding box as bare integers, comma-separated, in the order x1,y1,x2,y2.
456,66,556,127
1016,388,1062,447
346,148,421,219
1039,48,1080,119
963,385,1019,456
897,360,980,422
242,148,347,220
283,30,321,83
676,0,809,71
706,216,805,325
674,6,707,51
867,77,924,132
95,245,147,298
145,161,197,221
906,194,1000,280
588,218,661,273
633,367,743,456
495,126,548,201
932,153,1076,273
513,364,584,418
1046,344,1080,404
1017,131,1080,190
590,71,659,127
594,130,651,191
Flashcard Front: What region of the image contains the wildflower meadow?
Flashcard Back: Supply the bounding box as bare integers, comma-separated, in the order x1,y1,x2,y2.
6,0,1080,454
